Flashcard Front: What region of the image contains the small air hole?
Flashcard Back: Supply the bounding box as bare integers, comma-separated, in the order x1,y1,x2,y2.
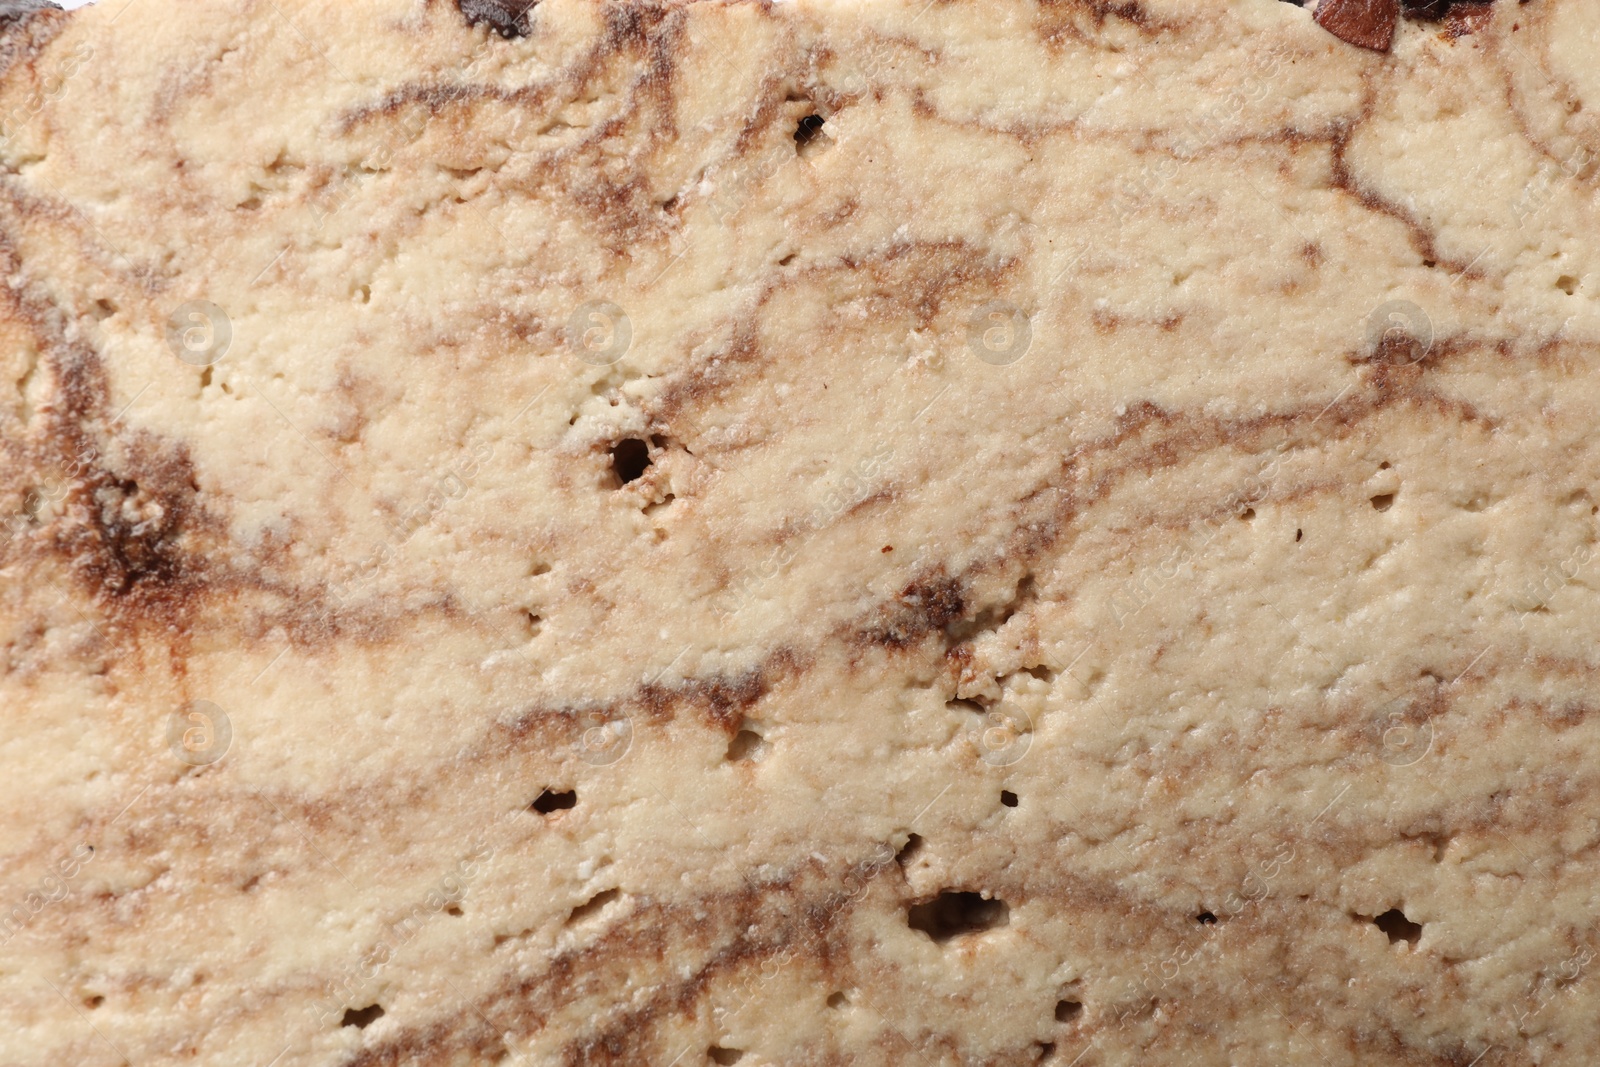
532,788,577,814
610,438,652,485
1373,908,1422,945
1239,507,1255,522
1370,493,1395,512
524,611,543,637
895,833,924,868
1054,999,1082,1022
445,904,463,917
1035,1043,1056,1061
794,112,833,159
1295,528,1303,542
709,1047,745,1065
907,890,1010,942
726,728,768,763
794,114,825,146
946,698,986,715
84,994,104,1009
1557,275,1578,295
1000,790,1018,808
826,991,849,1009
567,887,621,924
341,1004,385,1029
1196,911,1216,925
90,298,117,321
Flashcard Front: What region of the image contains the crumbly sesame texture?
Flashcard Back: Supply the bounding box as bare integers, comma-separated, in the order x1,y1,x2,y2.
1,0,1598,1064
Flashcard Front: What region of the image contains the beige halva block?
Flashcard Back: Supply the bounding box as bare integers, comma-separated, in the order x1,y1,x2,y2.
1,0,1599,1064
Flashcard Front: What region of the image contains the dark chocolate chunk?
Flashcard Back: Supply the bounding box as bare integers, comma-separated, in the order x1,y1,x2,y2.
456,0,534,39
1439,2,1495,37
0,0,60,23
1402,0,1468,19
1314,0,1400,51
